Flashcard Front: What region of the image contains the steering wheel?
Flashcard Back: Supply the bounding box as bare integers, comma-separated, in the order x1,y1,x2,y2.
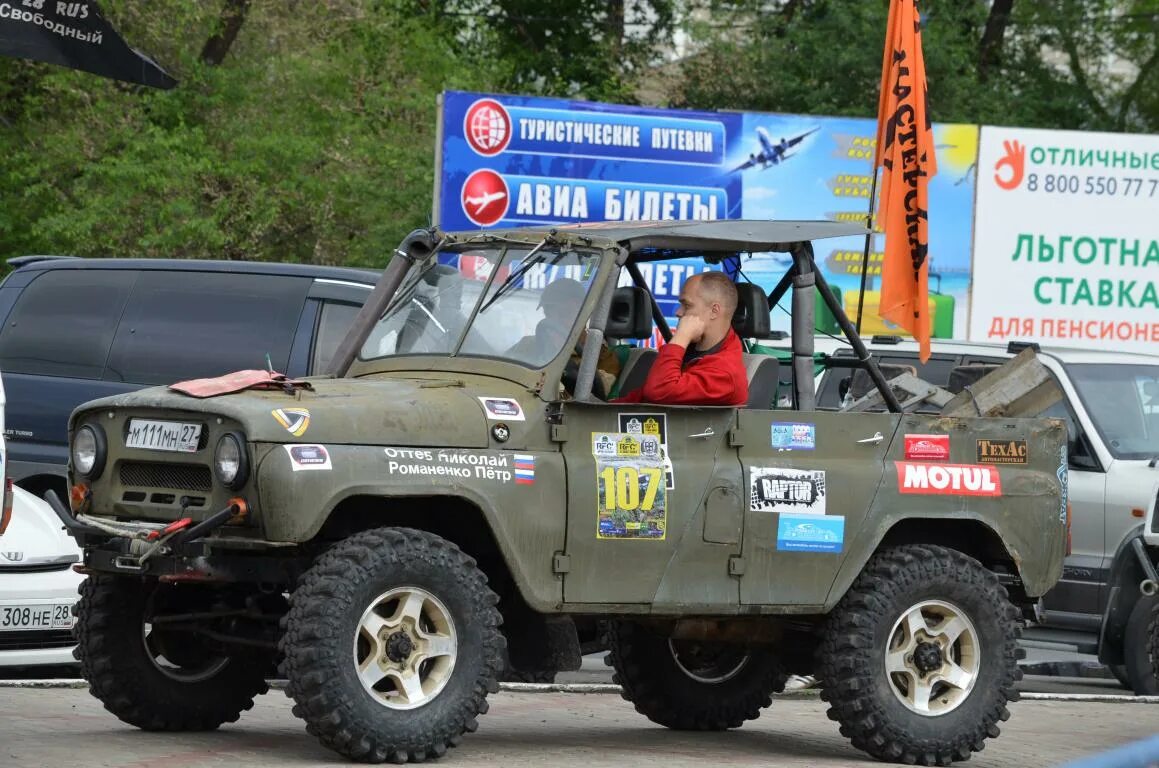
561,347,609,401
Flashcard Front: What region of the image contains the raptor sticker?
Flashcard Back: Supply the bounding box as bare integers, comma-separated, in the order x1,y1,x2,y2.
284,444,332,471
478,397,525,422
271,408,310,437
619,413,674,489
594,432,667,540
750,467,827,515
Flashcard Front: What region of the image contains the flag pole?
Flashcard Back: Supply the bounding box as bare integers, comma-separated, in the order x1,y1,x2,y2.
854,170,879,334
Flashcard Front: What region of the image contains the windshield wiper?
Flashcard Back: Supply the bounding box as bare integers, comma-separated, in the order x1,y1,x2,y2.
478,237,553,314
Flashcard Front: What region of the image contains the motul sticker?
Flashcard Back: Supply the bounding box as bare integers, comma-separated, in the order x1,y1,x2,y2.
896,462,1002,496
904,434,949,461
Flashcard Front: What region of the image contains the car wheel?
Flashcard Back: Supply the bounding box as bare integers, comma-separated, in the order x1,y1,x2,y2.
816,544,1023,765
1109,663,1132,690
1147,600,1159,689
1122,594,1159,695
605,620,787,730
280,527,504,763
73,574,269,731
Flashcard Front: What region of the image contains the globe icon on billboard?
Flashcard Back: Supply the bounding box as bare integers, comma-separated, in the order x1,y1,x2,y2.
464,99,512,157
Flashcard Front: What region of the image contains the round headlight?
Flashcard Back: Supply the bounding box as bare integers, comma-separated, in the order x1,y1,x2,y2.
72,425,104,478
214,434,246,488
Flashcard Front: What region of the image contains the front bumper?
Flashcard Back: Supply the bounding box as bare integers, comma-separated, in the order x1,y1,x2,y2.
0,565,83,668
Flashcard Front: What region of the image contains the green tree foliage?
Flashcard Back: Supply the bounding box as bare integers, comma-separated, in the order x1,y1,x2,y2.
673,0,1159,133
0,1,498,266
1,0,1157,268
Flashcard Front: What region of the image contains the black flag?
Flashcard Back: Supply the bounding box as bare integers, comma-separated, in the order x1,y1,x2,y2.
0,1,176,89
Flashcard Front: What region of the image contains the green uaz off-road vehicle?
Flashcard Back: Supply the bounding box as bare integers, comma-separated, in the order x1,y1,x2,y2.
52,221,1067,765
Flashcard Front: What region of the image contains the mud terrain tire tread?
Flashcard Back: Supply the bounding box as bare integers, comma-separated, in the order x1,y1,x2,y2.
1143,598,1159,693
605,620,787,731
73,574,269,731
817,544,1023,766
280,527,504,764
1123,595,1159,695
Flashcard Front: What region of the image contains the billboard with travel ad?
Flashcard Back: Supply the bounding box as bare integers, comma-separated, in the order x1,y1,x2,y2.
434,90,979,339
970,125,1159,353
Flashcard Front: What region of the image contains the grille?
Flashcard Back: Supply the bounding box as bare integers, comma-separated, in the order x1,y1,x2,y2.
119,461,212,492
0,629,75,651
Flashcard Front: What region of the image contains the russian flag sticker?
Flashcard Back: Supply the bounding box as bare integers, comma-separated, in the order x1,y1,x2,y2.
513,454,535,485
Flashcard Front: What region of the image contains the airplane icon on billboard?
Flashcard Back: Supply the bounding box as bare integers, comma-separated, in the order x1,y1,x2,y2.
464,190,507,216
731,127,819,173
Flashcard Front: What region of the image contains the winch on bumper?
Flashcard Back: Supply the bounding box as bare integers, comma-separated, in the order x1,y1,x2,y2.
47,491,307,585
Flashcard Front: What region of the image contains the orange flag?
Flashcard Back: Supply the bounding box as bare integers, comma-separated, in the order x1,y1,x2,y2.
873,0,936,362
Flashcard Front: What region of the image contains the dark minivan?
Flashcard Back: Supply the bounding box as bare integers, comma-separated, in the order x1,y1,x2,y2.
0,256,377,499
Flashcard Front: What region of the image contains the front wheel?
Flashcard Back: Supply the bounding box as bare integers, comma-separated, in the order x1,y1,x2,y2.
606,620,787,730
817,544,1023,765
73,575,270,731
1124,594,1159,695
280,527,505,763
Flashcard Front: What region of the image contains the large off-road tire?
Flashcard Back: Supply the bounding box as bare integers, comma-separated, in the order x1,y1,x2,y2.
605,620,787,730
73,574,270,731
1147,599,1159,688
280,527,505,764
1123,594,1159,695
817,544,1023,765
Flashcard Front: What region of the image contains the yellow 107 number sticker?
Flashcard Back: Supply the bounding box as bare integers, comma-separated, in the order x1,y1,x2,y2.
594,432,667,540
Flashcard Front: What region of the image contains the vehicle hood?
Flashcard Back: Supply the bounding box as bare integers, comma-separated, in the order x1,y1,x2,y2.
0,486,81,568
73,374,517,448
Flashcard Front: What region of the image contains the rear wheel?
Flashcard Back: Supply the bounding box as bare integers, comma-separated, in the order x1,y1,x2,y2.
73,575,269,731
606,620,787,730
817,544,1023,765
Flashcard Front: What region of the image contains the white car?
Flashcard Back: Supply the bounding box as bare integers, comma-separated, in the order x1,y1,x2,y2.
0,484,83,668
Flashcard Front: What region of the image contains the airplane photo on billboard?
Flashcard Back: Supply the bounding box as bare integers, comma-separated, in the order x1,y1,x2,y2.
731,127,819,173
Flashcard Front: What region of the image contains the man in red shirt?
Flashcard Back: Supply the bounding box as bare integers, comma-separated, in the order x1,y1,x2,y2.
615,272,748,406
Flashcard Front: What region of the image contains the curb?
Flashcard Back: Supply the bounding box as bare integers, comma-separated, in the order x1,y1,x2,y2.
2,679,1156,703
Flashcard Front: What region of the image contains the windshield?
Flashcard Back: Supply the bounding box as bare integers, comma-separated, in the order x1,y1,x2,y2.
1066,362,1159,460
359,245,601,368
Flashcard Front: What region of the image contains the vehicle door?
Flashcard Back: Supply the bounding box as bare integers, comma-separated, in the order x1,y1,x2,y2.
735,408,900,606
0,268,139,484
559,402,743,609
302,279,373,376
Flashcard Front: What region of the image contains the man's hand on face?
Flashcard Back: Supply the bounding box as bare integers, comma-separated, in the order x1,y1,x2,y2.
672,313,707,348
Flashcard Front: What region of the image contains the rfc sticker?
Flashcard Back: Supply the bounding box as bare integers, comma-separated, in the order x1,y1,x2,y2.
749,467,827,515
271,407,311,437
904,434,949,461
478,397,525,422
771,423,816,451
896,462,1002,496
777,513,845,553
976,439,1028,464
619,413,674,489
284,444,332,471
593,432,667,540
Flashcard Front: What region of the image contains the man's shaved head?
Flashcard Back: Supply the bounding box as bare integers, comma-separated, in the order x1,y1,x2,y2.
691,272,739,316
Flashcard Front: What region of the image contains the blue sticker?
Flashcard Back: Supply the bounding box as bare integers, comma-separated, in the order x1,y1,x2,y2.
776,513,844,553
771,422,816,451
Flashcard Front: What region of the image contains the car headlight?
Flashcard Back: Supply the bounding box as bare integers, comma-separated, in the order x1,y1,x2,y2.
72,424,106,479
214,433,248,489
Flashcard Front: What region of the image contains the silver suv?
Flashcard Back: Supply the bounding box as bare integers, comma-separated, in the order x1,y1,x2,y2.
812,336,1159,694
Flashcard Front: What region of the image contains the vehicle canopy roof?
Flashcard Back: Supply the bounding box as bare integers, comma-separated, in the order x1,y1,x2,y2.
440,220,869,264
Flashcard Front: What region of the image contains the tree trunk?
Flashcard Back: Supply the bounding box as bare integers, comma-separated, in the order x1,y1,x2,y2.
200,0,250,67
978,0,1014,82
607,0,625,57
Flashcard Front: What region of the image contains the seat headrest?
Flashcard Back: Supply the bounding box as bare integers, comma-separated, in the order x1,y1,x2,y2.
732,283,771,339
605,286,653,340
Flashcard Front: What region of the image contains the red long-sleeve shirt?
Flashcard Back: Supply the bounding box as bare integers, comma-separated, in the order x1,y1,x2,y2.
615,329,748,406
